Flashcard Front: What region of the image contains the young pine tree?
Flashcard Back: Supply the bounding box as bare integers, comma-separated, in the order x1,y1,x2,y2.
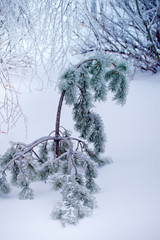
0,53,130,225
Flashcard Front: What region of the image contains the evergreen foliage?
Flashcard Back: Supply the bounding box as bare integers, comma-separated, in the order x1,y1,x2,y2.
51,175,96,226
0,53,129,225
39,143,48,162
60,54,129,159
0,146,17,169
18,174,34,200
10,162,20,186
0,174,11,194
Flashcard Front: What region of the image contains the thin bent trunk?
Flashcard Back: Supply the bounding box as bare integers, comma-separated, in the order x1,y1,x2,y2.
55,89,66,156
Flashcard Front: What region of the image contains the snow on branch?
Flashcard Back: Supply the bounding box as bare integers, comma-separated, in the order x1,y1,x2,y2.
73,0,160,73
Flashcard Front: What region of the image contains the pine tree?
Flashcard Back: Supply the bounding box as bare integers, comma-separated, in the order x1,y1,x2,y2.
0,53,130,225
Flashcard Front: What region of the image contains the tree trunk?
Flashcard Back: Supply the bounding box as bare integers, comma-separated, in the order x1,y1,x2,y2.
55,89,66,156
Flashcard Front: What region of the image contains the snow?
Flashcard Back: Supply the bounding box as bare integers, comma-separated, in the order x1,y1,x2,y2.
0,71,160,240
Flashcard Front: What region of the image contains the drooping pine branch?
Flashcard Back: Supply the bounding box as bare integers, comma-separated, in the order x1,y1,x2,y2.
59,53,129,159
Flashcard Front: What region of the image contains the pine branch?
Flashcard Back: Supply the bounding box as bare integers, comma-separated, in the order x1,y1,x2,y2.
1,136,73,175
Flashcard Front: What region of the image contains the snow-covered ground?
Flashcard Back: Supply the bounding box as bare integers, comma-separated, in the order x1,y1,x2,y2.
0,71,160,240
